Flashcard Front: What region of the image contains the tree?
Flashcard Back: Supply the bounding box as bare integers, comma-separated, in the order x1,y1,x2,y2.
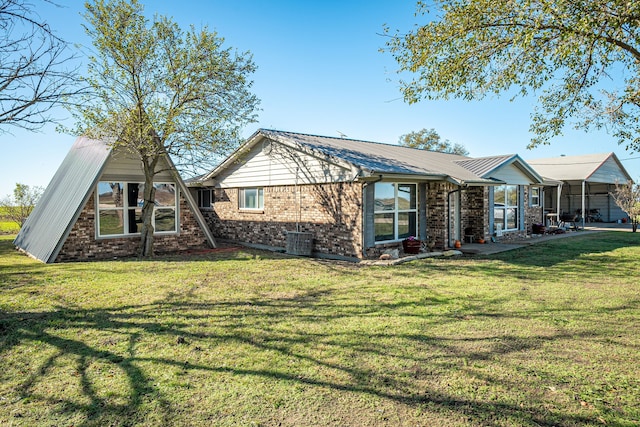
69,0,259,257
0,183,44,227
385,1,640,150
399,128,469,155
0,0,81,133
611,180,640,232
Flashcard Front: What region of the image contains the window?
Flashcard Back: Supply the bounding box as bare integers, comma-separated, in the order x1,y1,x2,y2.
197,188,214,209
530,187,540,207
96,181,177,237
374,183,417,242
239,188,264,210
494,185,519,232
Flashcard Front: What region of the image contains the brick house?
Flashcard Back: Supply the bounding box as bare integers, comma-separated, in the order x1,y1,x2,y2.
189,129,544,260
14,137,215,263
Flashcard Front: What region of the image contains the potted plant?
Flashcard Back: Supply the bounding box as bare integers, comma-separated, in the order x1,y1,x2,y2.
402,236,421,254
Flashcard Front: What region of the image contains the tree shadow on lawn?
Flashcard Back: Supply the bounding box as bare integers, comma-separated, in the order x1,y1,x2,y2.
0,287,617,426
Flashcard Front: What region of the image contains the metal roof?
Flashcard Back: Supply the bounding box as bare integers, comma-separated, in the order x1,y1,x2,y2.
204,129,509,185
14,137,112,263
527,152,632,183
14,137,216,263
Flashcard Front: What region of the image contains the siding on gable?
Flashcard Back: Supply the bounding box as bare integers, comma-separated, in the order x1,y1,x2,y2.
215,141,355,188
588,157,630,183
489,163,535,185
100,150,174,182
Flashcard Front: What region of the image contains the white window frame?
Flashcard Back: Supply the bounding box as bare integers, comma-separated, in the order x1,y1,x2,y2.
96,181,178,238
530,187,540,207
239,187,264,210
373,182,418,243
494,184,519,232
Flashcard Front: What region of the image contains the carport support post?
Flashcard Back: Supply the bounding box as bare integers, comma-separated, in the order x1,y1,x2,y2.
556,183,562,221
581,180,586,229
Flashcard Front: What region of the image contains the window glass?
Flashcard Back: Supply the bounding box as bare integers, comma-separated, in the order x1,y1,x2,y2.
494,185,519,232
240,188,264,209
198,189,212,208
99,210,124,236
154,183,176,207
98,182,124,207
506,185,518,206
374,182,418,242
155,208,176,232
530,187,540,206
374,213,395,242
494,185,505,205
397,184,416,210
374,183,395,211
96,181,178,237
398,212,417,239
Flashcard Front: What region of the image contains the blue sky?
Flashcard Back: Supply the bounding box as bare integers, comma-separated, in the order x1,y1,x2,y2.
1,0,639,197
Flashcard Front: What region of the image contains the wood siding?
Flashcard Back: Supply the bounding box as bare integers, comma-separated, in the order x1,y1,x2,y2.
101,150,174,182
490,163,535,185
215,141,355,188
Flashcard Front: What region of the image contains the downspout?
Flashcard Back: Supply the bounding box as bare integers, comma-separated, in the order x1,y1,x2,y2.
361,174,383,258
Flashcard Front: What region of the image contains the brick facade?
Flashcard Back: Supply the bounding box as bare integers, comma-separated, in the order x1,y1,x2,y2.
461,186,490,242
203,182,363,259
55,192,210,262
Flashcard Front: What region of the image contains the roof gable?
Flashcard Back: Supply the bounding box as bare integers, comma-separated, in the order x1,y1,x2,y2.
528,153,632,183
202,129,506,185
456,155,543,184
14,137,215,263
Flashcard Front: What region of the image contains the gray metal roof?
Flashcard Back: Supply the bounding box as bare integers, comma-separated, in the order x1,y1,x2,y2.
206,129,501,185
14,137,217,263
455,154,543,183
14,137,112,263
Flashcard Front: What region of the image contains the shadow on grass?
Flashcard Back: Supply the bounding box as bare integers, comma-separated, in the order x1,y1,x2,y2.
0,288,619,426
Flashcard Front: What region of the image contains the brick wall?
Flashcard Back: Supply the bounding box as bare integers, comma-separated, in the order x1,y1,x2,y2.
426,182,454,249
203,182,363,259
461,186,490,242
56,192,210,262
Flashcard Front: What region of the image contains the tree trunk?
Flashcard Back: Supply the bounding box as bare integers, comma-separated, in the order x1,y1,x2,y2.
139,156,158,258
633,220,638,233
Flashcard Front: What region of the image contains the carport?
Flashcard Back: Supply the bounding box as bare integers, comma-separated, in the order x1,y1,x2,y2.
528,153,633,228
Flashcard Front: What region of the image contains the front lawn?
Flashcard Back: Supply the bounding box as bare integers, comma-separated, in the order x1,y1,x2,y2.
0,232,638,426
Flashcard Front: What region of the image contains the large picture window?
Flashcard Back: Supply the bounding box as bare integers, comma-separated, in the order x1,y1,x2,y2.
494,185,519,232
96,181,177,237
239,187,264,210
374,183,417,242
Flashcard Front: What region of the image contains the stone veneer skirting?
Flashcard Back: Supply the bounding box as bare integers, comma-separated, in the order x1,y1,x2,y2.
55,193,210,262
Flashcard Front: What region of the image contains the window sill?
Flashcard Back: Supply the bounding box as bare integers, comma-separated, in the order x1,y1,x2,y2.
239,209,264,214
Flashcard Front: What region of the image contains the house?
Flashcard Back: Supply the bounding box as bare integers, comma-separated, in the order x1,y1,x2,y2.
528,153,633,226
189,129,544,260
14,136,215,263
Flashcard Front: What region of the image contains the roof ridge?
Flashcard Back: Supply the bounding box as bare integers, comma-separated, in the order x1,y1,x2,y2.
259,128,469,157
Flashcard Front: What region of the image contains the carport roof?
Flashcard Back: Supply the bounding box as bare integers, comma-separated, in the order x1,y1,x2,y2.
527,152,632,183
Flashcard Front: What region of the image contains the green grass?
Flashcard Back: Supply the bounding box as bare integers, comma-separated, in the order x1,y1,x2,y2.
0,232,639,426
0,220,19,234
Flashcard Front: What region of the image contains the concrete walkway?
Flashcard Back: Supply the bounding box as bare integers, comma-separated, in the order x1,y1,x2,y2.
458,222,634,255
